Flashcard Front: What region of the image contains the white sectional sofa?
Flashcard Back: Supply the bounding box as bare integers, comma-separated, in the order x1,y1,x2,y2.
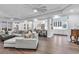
4,34,39,49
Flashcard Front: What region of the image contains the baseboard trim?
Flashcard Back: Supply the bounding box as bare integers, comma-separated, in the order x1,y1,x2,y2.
54,34,67,36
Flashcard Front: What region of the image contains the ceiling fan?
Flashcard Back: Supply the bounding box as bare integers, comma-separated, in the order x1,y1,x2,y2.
33,5,47,13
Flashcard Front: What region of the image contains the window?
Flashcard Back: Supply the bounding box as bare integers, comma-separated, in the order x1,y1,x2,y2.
24,24,26,29
53,21,62,27
59,21,62,27
53,15,68,29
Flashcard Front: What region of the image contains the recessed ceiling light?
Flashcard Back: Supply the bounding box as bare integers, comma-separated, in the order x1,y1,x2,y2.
34,18,38,21
11,18,14,21
42,21,45,23
29,21,32,24
53,15,60,19
70,9,74,13
33,9,38,13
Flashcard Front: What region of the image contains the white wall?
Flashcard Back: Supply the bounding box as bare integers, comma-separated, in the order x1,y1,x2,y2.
68,14,79,29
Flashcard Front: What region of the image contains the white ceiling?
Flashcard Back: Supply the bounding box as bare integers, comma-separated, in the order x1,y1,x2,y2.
0,4,68,19
0,4,78,20
63,4,79,14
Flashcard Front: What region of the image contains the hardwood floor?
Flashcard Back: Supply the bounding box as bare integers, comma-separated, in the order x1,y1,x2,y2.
0,35,79,54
